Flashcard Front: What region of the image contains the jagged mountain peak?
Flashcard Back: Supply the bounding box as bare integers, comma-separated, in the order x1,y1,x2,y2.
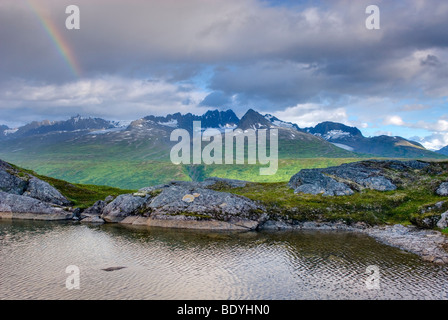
237,109,274,130
307,121,363,139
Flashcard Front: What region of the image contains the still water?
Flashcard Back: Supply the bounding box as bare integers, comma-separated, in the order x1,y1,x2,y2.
1,220,447,300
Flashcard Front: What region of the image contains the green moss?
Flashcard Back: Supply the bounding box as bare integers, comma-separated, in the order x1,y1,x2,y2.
218,174,447,226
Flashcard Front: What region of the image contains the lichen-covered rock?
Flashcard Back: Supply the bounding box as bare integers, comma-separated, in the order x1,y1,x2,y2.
147,185,265,229
106,182,265,230
23,178,71,206
289,169,354,196
288,161,400,196
200,177,249,189
357,176,396,192
0,167,27,195
436,182,448,196
101,194,151,223
411,214,441,229
0,191,72,220
437,211,448,229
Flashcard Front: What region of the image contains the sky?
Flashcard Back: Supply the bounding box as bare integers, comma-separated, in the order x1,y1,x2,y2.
1,0,448,149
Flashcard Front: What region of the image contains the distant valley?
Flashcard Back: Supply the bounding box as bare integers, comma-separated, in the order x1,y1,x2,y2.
0,109,446,189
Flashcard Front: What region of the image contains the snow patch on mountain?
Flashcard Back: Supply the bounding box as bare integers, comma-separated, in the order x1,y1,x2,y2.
322,130,352,140
330,143,354,151
157,119,178,128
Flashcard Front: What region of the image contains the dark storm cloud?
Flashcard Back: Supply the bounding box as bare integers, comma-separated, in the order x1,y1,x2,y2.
0,0,448,125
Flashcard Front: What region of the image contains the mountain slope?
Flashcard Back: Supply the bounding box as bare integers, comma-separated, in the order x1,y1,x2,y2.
437,146,448,156
306,121,445,159
0,109,360,188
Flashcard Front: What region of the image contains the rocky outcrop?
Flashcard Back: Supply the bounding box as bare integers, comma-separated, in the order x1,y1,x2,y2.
86,181,265,230
288,160,423,196
364,224,448,264
0,159,72,220
289,169,354,196
0,192,72,220
23,177,70,206
101,194,151,223
0,160,70,206
138,177,250,194
437,211,448,229
436,182,448,196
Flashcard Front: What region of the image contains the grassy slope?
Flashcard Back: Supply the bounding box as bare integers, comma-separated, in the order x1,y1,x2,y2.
11,165,135,209
212,161,448,227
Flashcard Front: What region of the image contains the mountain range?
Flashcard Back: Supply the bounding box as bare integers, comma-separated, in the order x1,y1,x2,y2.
0,109,445,189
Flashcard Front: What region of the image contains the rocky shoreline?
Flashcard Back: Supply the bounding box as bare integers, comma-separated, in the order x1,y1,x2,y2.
261,220,448,264
1,159,448,264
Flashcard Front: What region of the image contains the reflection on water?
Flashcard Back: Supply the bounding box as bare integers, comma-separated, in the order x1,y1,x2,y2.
0,220,447,300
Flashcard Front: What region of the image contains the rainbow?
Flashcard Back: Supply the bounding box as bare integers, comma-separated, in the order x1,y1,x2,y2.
25,0,82,77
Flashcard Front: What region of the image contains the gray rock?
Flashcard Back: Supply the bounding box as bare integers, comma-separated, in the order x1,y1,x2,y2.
411,214,441,229
289,161,399,196
82,200,106,217
102,194,151,222
0,168,27,195
23,177,71,206
0,159,71,205
437,211,448,229
357,176,396,191
0,191,72,220
147,185,265,229
436,182,448,196
387,160,429,171
200,177,249,188
289,169,354,196
363,224,448,264
104,195,115,203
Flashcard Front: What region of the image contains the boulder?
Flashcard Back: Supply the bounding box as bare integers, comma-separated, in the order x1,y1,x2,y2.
147,185,265,229
323,162,396,191
101,194,151,223
0,159,71,205
200,177,249,189
0,168,27,195
437,211,448,229
82,200,106,217
23,177,71,206
411,214,441,229
0,191,72,220
436,182,448,196
357,176,396,192
288,161,399,196
289,169,354,196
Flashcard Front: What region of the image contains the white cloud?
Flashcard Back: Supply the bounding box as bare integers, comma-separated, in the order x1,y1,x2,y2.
272,104,348,128
415,132,448,150
0,77,208,124
383,115,405,126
